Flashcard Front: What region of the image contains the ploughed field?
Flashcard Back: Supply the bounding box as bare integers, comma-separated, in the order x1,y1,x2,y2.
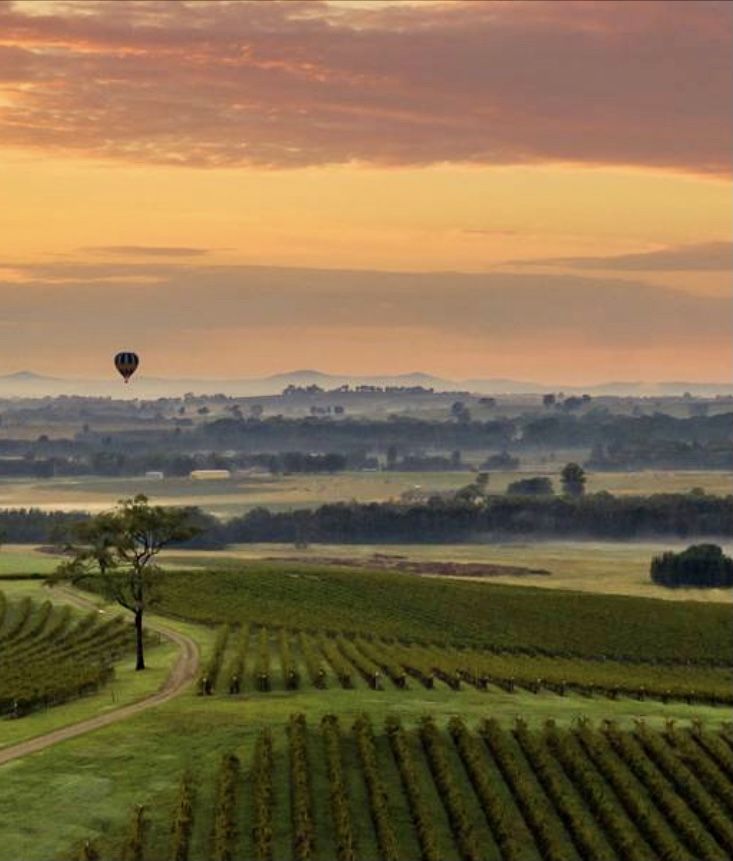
71,714,733,861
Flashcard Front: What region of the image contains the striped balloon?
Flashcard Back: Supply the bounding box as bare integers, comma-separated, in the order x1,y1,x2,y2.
114,351,139,383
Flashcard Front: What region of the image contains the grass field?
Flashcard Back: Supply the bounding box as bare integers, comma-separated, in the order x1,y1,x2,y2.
165,540,733,604
0,466,730,517
0,548,59,577
3,538,732,606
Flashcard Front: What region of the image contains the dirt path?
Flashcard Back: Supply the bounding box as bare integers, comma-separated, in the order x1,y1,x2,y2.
0,589,200,767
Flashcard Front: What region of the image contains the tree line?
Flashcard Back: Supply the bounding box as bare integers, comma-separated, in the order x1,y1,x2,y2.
2,490,731,548
217,492,733,543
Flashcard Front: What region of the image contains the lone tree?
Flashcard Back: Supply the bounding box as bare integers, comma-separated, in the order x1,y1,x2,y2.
53,495,200,670
561,462,586,497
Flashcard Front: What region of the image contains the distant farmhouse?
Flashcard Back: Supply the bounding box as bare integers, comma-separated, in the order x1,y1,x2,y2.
189,469,232,480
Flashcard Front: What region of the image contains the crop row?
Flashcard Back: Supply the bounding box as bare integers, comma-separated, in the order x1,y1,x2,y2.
75,718,733,861
203,624,732,705
251,728,274,861
211,754,240,861
0,599,140,716
321,715,356,861
385,715,442,861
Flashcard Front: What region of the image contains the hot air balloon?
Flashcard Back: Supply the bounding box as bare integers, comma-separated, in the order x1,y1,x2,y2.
114,351,139,383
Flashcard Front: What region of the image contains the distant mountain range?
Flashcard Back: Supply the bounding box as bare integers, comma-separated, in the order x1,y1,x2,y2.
0,369,729,399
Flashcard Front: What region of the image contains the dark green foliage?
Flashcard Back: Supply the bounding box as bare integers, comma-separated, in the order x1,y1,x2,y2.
354,637,408,689
604,722,723,858
634,722,733,854
154,565,733,664
506,477,554,496
691,725,733,779
54,494,201,670
224,624,249,694
321,715,356,861
651,543,733,588
251,729,275,861
318,635,353,689
675,730,733,816
386,716,442,861
448,717,525,861
336,635,382,689
298,632,327,689
560,463,586,498
513,718,614,861
216,491,733,542
76,719,733,861
419,716,483,861
200,625,230,693
575,723,690,861
353,714,399,861
78,840,100,861
253,628,271,692
544,720,654,861
211,754,240,861
480,719,569,861
279,630,300,691
288,714,315,861
121,804,147,861
170,771,196,861
0,596,140,716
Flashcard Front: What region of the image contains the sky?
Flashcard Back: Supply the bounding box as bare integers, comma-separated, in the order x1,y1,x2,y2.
0,0,730,384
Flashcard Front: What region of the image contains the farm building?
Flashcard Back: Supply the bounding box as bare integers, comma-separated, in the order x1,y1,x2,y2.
189,468,232,480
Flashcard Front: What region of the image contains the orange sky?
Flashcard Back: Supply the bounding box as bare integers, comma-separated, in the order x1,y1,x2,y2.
0,0,730,384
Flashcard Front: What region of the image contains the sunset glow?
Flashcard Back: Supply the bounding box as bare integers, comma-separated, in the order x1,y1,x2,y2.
0,0,730,383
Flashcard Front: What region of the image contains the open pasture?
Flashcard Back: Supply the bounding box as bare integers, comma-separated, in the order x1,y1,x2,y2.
166,539,733,604
3,537,732,606
0,466,730,518
0,547,60,577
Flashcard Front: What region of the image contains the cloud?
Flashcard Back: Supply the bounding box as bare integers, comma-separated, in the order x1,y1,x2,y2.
512,241,733,271
0,260,727,353
0,0,729,174
82,245,211,257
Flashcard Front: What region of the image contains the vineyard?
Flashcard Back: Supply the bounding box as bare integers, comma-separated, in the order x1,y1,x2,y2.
153,564,733,665
0,591,142,717
192,623,733,707
74,715,733,861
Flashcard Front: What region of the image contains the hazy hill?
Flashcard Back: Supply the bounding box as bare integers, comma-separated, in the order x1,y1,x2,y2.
0,370,729,399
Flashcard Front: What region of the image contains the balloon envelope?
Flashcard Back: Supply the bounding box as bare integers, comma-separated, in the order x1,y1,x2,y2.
114,351,139,382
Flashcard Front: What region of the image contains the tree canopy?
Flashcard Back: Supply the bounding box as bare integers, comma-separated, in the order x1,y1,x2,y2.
650,544,733,589
53,495,201,669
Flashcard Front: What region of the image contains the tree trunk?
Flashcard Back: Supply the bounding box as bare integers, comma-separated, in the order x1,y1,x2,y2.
134,608,145,671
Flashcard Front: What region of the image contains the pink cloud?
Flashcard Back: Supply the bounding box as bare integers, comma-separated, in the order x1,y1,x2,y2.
0,0,729,174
